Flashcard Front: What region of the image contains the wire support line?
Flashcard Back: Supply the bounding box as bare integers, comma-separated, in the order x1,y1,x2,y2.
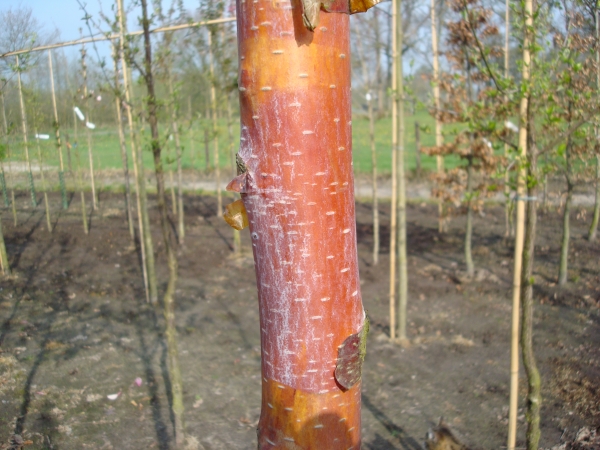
0,16,237,57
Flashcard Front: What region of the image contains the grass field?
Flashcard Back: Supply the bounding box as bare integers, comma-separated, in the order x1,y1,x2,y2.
1,109,464,176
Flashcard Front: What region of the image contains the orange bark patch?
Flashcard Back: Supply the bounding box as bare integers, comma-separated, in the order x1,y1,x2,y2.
258,378,361,449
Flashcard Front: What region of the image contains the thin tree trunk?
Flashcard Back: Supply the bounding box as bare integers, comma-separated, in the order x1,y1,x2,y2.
465,157,474,277
414,121,421,177
35,133,52,233
208,31,222,216
16,56,37,208
0,164,7,207
395,0,408,341
0,210,9,275
0,91,14,225
521,139,541,450
355,31,379,265
504,0,511,237
74,129,89,235
204,127,210,170
48,50,69,210
226,92,241,256
231,4,366,447
80,45,98,210
590,153,600,241
558,184,572,286
431,0,445,233
140,1,185,445
188,97,195,174
507,0,532,446
0,91,8,208
112,44,135,240
118,0,156,304
588,12,600,241
169,168,177,215
166,67,185,243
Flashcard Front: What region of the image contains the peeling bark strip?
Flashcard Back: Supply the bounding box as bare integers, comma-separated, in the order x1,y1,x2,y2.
301,0,385,30
231,1,367,447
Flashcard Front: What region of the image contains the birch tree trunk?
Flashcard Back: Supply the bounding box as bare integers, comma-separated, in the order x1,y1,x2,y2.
230,2,368,447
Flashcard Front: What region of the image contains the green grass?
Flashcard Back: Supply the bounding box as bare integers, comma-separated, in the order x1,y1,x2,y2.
351,109,462,174
2,109,464,176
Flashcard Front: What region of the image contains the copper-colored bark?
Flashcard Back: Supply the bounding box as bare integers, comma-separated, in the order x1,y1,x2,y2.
231,1,365,448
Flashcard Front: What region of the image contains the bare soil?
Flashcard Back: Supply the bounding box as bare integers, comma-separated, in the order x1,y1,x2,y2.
0,189,598,449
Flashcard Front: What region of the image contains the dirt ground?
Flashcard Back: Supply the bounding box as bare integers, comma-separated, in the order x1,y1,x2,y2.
0,188,598,450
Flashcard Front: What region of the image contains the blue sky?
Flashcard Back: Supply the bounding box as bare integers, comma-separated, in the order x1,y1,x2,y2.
7,0,202,58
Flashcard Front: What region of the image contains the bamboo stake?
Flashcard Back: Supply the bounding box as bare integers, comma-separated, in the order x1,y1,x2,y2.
16,56,37,208
507,0,532,446
80,43,98,209
48,49,68,210
395,0,408,342
389,0,399,341
431,0,445,233
208,31,222,216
